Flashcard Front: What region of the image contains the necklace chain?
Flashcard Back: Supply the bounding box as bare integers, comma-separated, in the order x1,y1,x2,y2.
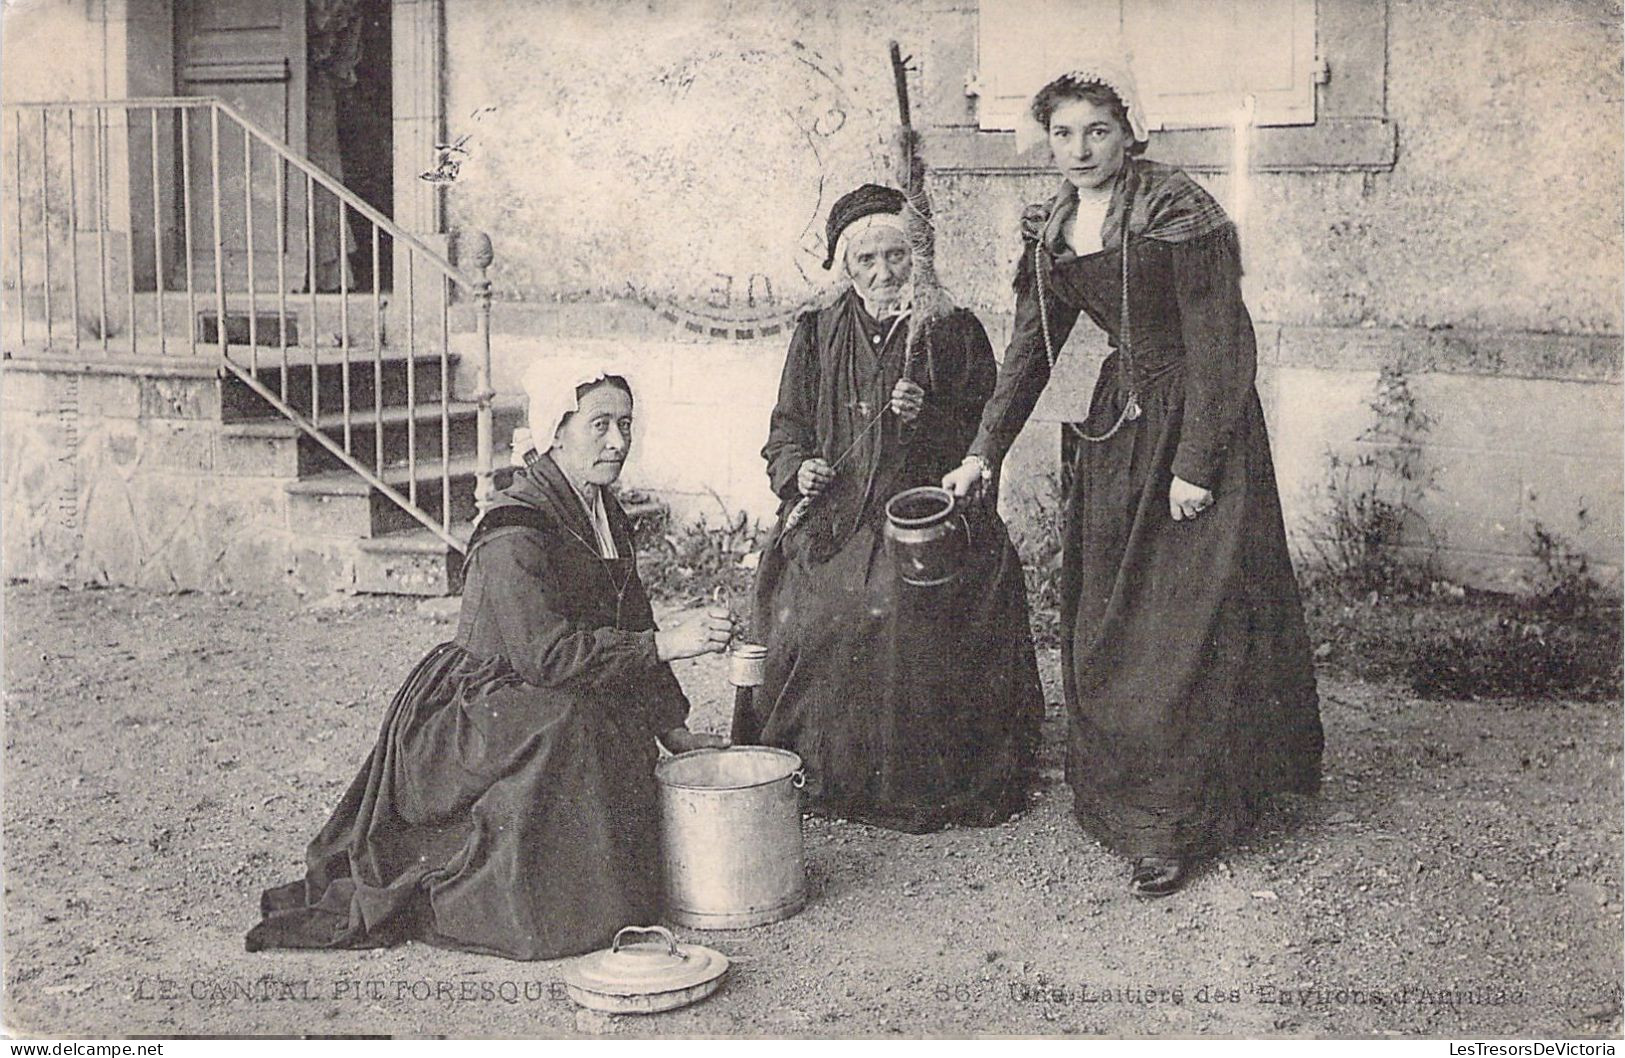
1036,171,1141,445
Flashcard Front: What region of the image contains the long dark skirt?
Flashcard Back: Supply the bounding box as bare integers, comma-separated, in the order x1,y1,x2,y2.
246,643,662,961
735,505,1043,833
1062,372,1323,859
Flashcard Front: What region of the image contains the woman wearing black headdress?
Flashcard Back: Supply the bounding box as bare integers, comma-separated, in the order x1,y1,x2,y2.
734,184,1044,834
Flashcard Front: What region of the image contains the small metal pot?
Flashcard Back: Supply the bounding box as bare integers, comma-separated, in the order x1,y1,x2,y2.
884,485,970,587
560,926,729,1015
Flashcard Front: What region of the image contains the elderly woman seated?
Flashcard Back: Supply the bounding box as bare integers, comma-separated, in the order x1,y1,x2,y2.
247,366,733,961
732,184,1044,833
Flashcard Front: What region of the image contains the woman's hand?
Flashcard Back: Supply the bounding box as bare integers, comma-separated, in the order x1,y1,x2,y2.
661,726,730,754
890,379,925,423
1169,476,1214,521
655,608,736,662
942,457,986,500
797,458,835,498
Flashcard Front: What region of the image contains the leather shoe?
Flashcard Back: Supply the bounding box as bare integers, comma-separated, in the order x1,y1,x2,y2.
1129,856,1187,897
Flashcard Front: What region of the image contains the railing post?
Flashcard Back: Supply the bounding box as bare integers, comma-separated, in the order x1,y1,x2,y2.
467,231,496,514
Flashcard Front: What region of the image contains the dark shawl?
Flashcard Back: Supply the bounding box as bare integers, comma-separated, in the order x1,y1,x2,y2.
762,287,995,564
247,454,689,960
967,155,1322,858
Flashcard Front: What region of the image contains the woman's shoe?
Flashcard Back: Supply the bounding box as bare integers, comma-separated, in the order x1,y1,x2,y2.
1129,856,1188,897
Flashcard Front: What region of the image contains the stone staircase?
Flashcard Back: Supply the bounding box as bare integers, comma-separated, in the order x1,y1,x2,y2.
217,339,523,596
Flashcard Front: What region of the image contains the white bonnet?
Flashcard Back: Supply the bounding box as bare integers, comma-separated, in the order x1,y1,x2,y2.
511,362,631,467
1014,58,1151,154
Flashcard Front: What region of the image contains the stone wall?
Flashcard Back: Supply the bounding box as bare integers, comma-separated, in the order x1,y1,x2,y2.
1,0,1618,595
436,0,1621,590
2,358,357,595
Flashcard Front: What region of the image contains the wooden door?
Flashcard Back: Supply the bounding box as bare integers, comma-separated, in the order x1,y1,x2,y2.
174,0,307,294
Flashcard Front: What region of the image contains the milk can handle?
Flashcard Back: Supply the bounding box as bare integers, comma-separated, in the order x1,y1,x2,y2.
791,769,806,789
611,925,684,958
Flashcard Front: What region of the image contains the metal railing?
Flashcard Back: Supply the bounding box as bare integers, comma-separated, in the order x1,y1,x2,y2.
1,97,496,553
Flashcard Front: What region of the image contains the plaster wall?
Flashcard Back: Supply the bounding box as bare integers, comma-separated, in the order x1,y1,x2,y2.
435,0,1620,586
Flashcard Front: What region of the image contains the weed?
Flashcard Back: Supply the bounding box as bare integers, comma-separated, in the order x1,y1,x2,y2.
1528,517,1605,620
1307,520,1621,701
627,488,766,621
1299,364,1437,598
1291,366,1619,700
1006,471,1066,649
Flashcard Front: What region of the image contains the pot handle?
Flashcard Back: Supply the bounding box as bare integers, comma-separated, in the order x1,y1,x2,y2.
612,925,685,959
791,768,806,789
942,489,976,547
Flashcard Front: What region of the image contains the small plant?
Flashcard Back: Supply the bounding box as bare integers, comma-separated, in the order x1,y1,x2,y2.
1299,363,1437,598
628,488,767,619
1310,502,1622,701
1527,516,1605,621
1405,605,1621,702
1006,470,1065,649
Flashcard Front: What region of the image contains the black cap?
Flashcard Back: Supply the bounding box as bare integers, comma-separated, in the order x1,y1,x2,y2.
822,184,907,269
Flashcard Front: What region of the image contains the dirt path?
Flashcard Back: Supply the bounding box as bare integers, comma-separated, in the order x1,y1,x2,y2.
3,584,1620,1038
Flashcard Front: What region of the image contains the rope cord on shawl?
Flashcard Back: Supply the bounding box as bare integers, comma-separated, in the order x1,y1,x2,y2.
1035,168,1142,444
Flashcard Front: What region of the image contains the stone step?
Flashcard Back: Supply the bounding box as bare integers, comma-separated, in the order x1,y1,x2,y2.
350,481,665,599
221,399,524,477
354,525,473,597
196,294,388,351
4,288,472,365
286,455,486,539
6,290,392,350
220,348,458,421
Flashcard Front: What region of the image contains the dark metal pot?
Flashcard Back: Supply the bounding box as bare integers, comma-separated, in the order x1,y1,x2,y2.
884,485,969,587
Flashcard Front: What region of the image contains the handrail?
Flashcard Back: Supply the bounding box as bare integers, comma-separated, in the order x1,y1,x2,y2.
212,98,477,291
2,95,499,561
1,96,478,291
220,357,466,553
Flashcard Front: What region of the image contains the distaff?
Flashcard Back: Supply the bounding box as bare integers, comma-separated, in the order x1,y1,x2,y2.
791,194,925,512
740,178,1044,834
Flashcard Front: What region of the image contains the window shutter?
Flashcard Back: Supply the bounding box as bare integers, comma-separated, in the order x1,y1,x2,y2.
1127,0,1317,129
976,0,1317,132
974,0,1121,133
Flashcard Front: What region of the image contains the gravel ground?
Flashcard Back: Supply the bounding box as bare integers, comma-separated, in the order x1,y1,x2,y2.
2,583,1621,1039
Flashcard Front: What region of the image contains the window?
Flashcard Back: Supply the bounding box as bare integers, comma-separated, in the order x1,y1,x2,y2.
975,0,1319,132
928,0,1395,173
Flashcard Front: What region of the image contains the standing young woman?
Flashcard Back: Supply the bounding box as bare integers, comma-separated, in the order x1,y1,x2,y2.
943,65,1323,896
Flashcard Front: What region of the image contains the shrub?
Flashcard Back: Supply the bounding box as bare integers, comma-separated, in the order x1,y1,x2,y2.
626,488,765,621
1307,521,1621,702
1295,367,1620,701
1528,517,1607,621
1298,363,1437,599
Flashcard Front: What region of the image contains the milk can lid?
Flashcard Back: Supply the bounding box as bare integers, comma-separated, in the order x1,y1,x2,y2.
562,926,729,998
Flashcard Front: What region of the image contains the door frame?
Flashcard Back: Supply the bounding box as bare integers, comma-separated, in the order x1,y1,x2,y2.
388,0,446,251
158,0,444,235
